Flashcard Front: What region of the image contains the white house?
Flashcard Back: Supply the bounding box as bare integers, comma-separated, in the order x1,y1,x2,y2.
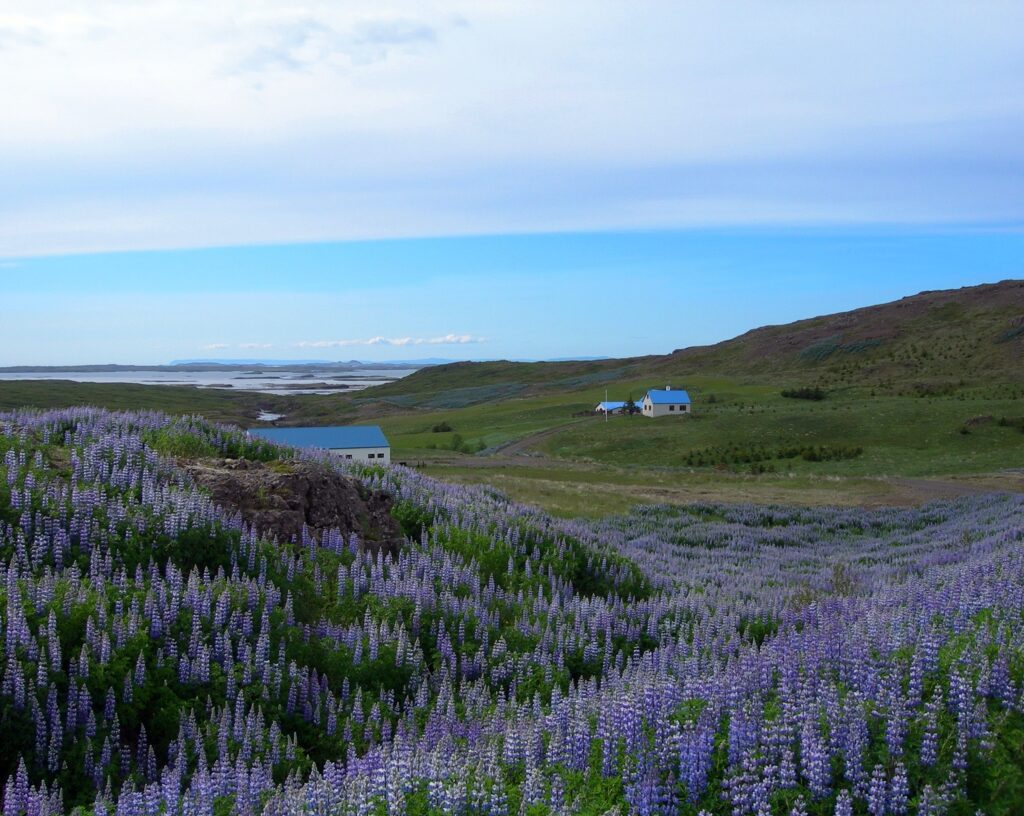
248,425,391,462
595,401,627,414
641,387,691,417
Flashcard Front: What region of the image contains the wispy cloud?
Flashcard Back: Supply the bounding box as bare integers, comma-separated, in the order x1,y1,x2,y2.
230,13,437,75
296,334,485,348
0,22,44,50
202,341,274,350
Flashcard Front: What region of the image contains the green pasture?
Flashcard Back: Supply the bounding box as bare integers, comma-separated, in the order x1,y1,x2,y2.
3,374,1023,516
537,394,1024,476
376,379,1024,478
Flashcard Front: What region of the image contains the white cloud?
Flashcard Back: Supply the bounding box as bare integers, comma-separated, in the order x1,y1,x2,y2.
1,1,1022,255
296,334,485,348
238,342,273,349
202,342,230,350
227,14,438,75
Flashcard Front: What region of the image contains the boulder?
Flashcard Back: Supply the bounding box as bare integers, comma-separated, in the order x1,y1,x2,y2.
185,458,404,555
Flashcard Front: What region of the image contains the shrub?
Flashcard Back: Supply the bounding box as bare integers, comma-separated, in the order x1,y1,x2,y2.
998,416,1024,433
432,421,453,433
781,387,826,401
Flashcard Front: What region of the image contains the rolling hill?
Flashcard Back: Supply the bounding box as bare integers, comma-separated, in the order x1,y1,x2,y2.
360,279,1024,409
654,278,1024,386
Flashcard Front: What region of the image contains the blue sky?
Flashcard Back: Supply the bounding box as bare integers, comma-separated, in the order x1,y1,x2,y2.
1,2,1022,364
3,228,1022,365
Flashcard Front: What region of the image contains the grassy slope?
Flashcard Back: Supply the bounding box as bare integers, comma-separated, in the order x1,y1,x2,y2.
371,380,1024,515
346,279,1024,412
652,278,1024,386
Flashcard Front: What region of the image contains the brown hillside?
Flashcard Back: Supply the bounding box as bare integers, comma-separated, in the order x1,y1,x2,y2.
654,279,1024,385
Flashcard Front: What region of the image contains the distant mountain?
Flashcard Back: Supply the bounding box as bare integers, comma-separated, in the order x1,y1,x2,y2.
0,360,436,373
169,359,338,366
168,359,441,368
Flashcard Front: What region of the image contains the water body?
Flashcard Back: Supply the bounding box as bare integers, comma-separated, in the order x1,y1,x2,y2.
0,369,416,396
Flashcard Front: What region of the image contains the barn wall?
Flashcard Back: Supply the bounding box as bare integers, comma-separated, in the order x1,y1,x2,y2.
329,446,391,463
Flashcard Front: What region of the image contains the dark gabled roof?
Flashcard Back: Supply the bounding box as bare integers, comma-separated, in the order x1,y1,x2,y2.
248,425,389,450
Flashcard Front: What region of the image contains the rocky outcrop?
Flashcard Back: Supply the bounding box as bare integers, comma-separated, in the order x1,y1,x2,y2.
185,458,404,555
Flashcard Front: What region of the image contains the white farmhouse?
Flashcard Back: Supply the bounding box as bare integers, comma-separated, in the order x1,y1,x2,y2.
641,386,691,417
248,425,391,463
595,401,627,414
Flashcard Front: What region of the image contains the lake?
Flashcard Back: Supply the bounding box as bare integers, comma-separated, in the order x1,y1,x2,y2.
0,368,417,396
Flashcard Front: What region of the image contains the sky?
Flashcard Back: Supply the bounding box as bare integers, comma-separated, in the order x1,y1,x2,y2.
1,1,1022,364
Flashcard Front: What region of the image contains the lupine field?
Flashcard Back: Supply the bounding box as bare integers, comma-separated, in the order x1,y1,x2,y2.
1,409,1023,816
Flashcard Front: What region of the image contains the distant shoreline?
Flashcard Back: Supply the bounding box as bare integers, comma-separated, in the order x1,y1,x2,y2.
0,362,426,374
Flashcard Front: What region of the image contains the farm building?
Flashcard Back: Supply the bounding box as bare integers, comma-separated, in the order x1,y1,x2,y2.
248,425,391,463
641,386,691,417
595,401,627,414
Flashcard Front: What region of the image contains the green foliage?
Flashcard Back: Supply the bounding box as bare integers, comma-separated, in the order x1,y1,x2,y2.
141,420,283,462
995,323,1024,343
682,442,863,468
799,337,841,362
781,386,826,401
799,336,883,363
392,500,434,541
997,416,1024,433
141,427,219,458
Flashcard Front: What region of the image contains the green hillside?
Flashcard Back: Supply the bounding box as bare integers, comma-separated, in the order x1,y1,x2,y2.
652,278,1024,389
358,279,1024,410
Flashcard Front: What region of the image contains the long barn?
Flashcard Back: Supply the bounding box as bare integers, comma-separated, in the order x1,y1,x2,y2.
248,425,391,462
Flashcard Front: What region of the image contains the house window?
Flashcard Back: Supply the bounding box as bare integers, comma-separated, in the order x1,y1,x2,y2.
669,405,675,411
345,454,353,459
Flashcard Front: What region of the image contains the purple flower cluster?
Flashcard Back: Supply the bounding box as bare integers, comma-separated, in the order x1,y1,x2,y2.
0,408,1022,815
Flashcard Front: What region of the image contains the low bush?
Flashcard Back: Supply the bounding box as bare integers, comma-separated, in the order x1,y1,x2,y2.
684,442,863,468
781,387,826,401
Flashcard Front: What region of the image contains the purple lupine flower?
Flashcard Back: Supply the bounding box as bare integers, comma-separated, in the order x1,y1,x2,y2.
834,788,853,816
867,764,888,816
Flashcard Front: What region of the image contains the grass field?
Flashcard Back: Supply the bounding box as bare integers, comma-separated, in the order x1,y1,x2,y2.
3,372,1023,517
362,374,1024,515
375,378,1024,474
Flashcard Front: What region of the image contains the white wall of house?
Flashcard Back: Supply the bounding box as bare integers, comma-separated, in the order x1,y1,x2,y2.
329,446,391,463
641,397,691,417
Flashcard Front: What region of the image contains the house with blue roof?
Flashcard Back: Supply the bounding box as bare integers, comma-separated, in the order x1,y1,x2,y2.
641,386,691,417
595,400,627,414
248,425,391,463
